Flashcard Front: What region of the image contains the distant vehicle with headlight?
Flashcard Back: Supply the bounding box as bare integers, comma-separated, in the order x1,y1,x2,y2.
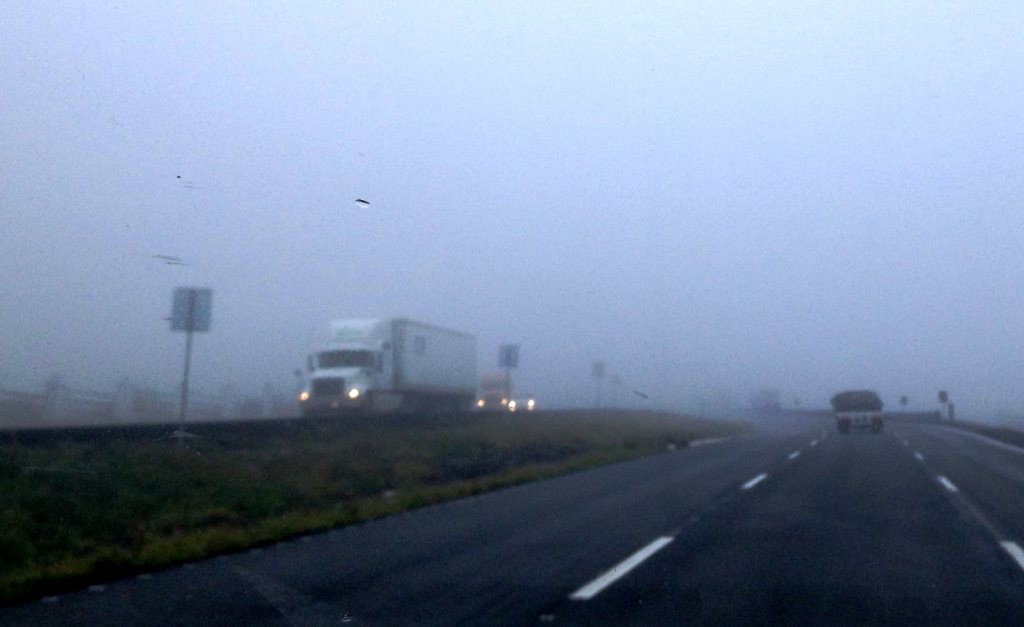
475,372,509,410
299,318,477,416
507,397,537,413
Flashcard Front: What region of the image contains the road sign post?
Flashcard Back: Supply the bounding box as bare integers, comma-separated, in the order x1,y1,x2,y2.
592,361,606,408
171,288,212,432
498,344,520,401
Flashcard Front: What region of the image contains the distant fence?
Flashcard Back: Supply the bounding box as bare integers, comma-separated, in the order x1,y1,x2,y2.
0,383,295,429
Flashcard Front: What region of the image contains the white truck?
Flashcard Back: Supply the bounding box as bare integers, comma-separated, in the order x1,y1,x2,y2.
831,390,884,434
299,318,477,416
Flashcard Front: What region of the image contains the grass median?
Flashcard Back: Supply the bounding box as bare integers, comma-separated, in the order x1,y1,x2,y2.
0,409,748,604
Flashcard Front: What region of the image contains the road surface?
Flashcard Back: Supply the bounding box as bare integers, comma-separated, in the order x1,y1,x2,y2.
6,417,1024,625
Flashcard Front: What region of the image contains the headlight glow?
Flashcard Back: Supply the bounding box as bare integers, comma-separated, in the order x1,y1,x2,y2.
527,399,536,411
298,391,310,402
348,388,361,399
476,399,485,408
508,400,517,412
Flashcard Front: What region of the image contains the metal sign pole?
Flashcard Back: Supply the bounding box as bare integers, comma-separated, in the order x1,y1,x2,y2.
178,290,196,429
591,361,606,409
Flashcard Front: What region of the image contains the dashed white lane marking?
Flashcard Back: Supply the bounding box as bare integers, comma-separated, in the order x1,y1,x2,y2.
741,473,768,490
787,451,801,461
136,573,153,581
41,596,59,604
689,437,728,447
569,536,674,601
809,440,818,447
1000,541,1024,571
938,475,959,493
914,452,925,462
87,585,106,593
232,563,340,622
902,439,910,447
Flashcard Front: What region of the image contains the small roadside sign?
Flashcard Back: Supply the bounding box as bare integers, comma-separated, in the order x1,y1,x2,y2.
171,288,212,332
170,287,213,431
499,344,519,369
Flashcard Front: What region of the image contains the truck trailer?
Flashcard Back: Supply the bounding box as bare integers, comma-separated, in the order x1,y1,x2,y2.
299,318,477,416
831,389,884,434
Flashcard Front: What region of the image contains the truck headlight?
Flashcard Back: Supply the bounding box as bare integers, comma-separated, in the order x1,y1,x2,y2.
527,399,536,411
348,388,361,399
476,399,485,408
508,400,517,412
298,391,310,402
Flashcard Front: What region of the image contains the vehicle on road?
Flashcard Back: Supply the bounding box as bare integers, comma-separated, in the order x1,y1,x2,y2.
299,318,477,415
475,371,509,410
831,390,884,434
471,372,536,411
474,372,537,412
507,397,537,413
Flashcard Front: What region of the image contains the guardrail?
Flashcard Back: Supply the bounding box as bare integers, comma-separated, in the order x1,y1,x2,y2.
0,384,291,429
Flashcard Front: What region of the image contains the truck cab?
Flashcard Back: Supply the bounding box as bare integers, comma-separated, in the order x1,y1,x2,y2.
831,390,884,434
300,320,388,415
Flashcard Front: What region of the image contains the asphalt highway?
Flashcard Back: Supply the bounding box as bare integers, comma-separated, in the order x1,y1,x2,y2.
7,416,1024,625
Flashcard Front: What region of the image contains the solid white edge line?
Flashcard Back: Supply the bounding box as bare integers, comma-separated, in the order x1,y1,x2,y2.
741,473,768,490
787,451,800,460
1000,541,1024,571
937,475,959,493
914,452,925,462
569,536,674,601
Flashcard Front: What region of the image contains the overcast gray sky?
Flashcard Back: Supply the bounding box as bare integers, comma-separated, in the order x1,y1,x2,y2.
3,2,1024,416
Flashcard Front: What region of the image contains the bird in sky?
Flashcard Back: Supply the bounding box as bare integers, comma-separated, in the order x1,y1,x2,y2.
355,198,370,205
632,390,650,400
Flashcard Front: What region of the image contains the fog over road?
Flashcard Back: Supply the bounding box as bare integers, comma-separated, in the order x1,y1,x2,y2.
7,415,1024,625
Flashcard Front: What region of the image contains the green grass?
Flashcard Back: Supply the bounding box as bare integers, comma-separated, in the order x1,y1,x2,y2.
0,410,748,604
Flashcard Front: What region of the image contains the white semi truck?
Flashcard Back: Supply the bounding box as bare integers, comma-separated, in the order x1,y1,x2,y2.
299,319,477,416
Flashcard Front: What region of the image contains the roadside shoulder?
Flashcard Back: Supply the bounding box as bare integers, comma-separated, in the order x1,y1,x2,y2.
942,423,1024,455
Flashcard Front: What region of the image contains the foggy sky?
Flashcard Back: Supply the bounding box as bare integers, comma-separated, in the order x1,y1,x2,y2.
3,2,1024,417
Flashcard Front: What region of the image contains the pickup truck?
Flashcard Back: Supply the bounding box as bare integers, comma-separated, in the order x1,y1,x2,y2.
831,390,884,434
